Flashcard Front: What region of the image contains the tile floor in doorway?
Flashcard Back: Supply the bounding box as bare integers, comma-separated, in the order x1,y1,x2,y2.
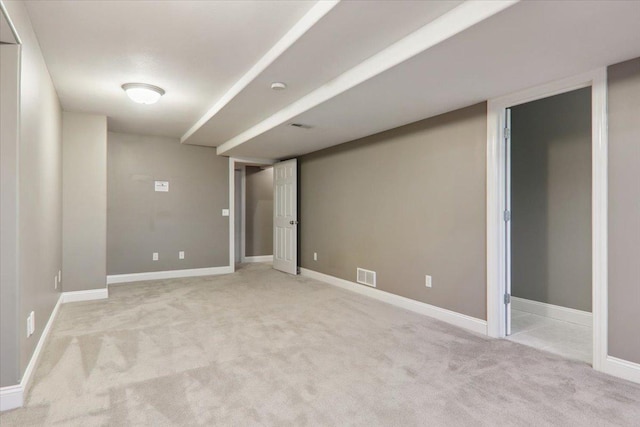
507,309,592,364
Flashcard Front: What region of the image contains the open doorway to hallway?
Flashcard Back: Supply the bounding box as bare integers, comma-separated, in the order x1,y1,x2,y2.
505,87,593,364
233,163,274,267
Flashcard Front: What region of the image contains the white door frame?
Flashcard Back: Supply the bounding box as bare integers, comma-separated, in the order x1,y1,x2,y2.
228,157,276,271
486,69,608,372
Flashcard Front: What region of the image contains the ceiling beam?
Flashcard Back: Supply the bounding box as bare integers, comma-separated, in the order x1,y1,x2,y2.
215,0,518,157
180,0,340,144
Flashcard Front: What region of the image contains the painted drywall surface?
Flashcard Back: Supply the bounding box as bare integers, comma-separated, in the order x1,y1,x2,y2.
62,112,107,292
608,57,640,365
300,103,487,320
0,44,21,388
245,166,274,257
510,88,592,312
1,1,63,386
107,132,229,274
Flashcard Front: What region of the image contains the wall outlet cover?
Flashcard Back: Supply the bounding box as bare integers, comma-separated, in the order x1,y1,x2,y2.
179,251,185,259
425,275,432,288
153,252,159,261
27,311,35,337
222,209,230,217
313,252,318,261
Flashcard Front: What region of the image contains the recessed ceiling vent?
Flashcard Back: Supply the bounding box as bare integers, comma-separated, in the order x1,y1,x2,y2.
288,123,312,129
357,268,376,288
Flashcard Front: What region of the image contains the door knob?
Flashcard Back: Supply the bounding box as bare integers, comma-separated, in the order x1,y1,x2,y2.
289,220,299,225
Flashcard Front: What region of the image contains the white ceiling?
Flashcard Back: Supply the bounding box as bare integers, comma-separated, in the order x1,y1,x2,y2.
23,0,316,137
23,0,640,160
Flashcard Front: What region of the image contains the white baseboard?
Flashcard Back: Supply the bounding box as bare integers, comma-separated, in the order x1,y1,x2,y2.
106,265,233,285
61,288,109,303
0,294,63,412
242,255,273,263
0,385,22,412
300,268,487,335
511,296,592,327
603,356,640,384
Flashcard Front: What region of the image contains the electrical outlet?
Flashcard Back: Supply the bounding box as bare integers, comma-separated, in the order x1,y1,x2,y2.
58,270,61,283
153,252,159,261
313,252,318,261
425,275,432,288
54,276,58,290
27,311,35,337
222,209,230,217
179,251,185,260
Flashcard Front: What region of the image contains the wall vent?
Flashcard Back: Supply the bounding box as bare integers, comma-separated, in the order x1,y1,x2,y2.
357,268,376,288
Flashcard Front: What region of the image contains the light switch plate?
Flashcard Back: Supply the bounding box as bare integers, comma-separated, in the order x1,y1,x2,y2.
222,209,230,217
179,251,185,260
154,181,169,192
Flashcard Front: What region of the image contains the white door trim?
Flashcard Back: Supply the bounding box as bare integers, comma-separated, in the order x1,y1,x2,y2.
240,165,247,262
229,157,276,268
486,69,608,373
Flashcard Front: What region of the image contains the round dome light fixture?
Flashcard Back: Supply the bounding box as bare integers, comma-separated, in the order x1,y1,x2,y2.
270,82,287,90
122,83,165,105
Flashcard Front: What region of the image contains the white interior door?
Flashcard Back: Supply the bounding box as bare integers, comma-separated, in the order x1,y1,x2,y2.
273,159,297,275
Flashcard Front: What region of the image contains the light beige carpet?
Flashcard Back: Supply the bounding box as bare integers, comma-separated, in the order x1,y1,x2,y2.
2,263,639,426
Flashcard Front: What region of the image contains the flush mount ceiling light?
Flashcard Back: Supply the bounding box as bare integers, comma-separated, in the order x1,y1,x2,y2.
270,82,287,90
122,83,165,105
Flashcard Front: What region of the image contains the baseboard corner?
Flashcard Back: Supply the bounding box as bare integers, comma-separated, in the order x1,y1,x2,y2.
603,356,640,384
62,287,109,304
0,384,23,412
1,293,64,411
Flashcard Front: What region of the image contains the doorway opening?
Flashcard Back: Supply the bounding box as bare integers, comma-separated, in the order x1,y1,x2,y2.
505,87,592,364
486,69,608,372
231,160,275,268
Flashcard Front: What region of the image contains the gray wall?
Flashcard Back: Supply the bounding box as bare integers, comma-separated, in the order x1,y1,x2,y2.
0,1,63,387
0,43,21,388
62,112,107,292
107,132,229,274
245,166,273,257
510,88,592,312
300,103,487,320
608,58,640,364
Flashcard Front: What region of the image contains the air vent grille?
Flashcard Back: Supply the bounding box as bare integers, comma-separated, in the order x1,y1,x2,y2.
357,268,376,288
288,123,312,129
